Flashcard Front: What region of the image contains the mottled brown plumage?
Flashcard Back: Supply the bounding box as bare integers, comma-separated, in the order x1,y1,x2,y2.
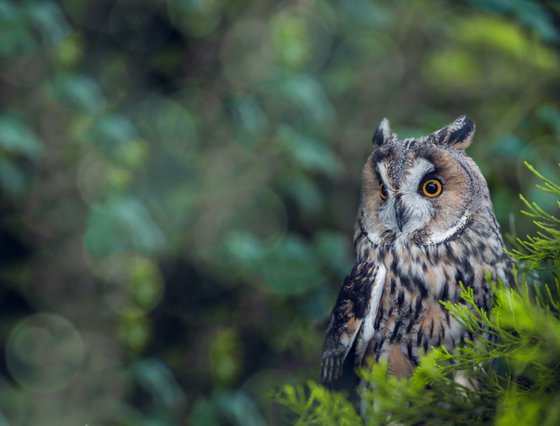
321,115,513,383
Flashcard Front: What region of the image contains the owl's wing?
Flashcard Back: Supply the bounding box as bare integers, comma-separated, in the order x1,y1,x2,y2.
321,261,386,384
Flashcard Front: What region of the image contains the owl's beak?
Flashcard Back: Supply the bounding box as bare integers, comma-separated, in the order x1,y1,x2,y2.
394,200,408,232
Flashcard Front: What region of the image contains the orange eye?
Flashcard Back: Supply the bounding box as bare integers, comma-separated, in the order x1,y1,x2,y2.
421,178,443,198
379,182,389,200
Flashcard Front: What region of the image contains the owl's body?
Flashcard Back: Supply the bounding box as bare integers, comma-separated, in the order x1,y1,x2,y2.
321,116,513,383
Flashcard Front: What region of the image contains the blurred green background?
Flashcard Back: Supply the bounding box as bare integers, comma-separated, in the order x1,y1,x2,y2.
0,0,559,424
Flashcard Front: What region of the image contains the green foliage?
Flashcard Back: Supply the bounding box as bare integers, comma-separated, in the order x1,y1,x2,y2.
1,0,559,424
275,381,362,426
277,164,560,425
512,163,560,269
85,196,166,256
209,328,243,386
0,115,42,159
0,114,42,194
468,0,560,42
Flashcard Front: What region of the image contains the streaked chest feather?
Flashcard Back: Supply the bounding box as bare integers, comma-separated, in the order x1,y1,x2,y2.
354,231,505,377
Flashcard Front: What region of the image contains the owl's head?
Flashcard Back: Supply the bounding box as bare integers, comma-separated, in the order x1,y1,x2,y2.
360,115,489,246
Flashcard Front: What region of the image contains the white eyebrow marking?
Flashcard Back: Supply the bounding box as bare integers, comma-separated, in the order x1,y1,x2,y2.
401,158,435,194
377,162,392,189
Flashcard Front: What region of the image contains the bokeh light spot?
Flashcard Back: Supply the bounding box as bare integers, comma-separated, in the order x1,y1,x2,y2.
84,252,164,315
270,5,335,72
220,19,274,93
5,313,85,393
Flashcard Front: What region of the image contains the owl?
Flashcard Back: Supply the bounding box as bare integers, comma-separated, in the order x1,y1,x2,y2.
321,115,513,384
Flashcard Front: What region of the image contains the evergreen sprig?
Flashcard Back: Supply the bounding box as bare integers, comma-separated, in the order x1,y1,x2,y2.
274,381,362,426
512,162,560,269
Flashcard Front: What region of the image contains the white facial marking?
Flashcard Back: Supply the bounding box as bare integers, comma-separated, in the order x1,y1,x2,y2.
376,158,437,235
371,157,470,242
428,211,469,244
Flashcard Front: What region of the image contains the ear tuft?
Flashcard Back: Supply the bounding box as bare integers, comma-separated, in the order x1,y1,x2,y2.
436,115,476,150
372,118,393,146
447,115,475,149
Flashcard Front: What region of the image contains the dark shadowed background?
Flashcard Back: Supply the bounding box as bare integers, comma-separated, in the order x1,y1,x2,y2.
0,0,559,424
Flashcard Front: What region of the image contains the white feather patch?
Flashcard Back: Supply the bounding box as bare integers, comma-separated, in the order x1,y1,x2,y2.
355,264,387,362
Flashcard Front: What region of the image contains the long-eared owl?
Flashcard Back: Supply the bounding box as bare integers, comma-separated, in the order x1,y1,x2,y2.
321,115,513,383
